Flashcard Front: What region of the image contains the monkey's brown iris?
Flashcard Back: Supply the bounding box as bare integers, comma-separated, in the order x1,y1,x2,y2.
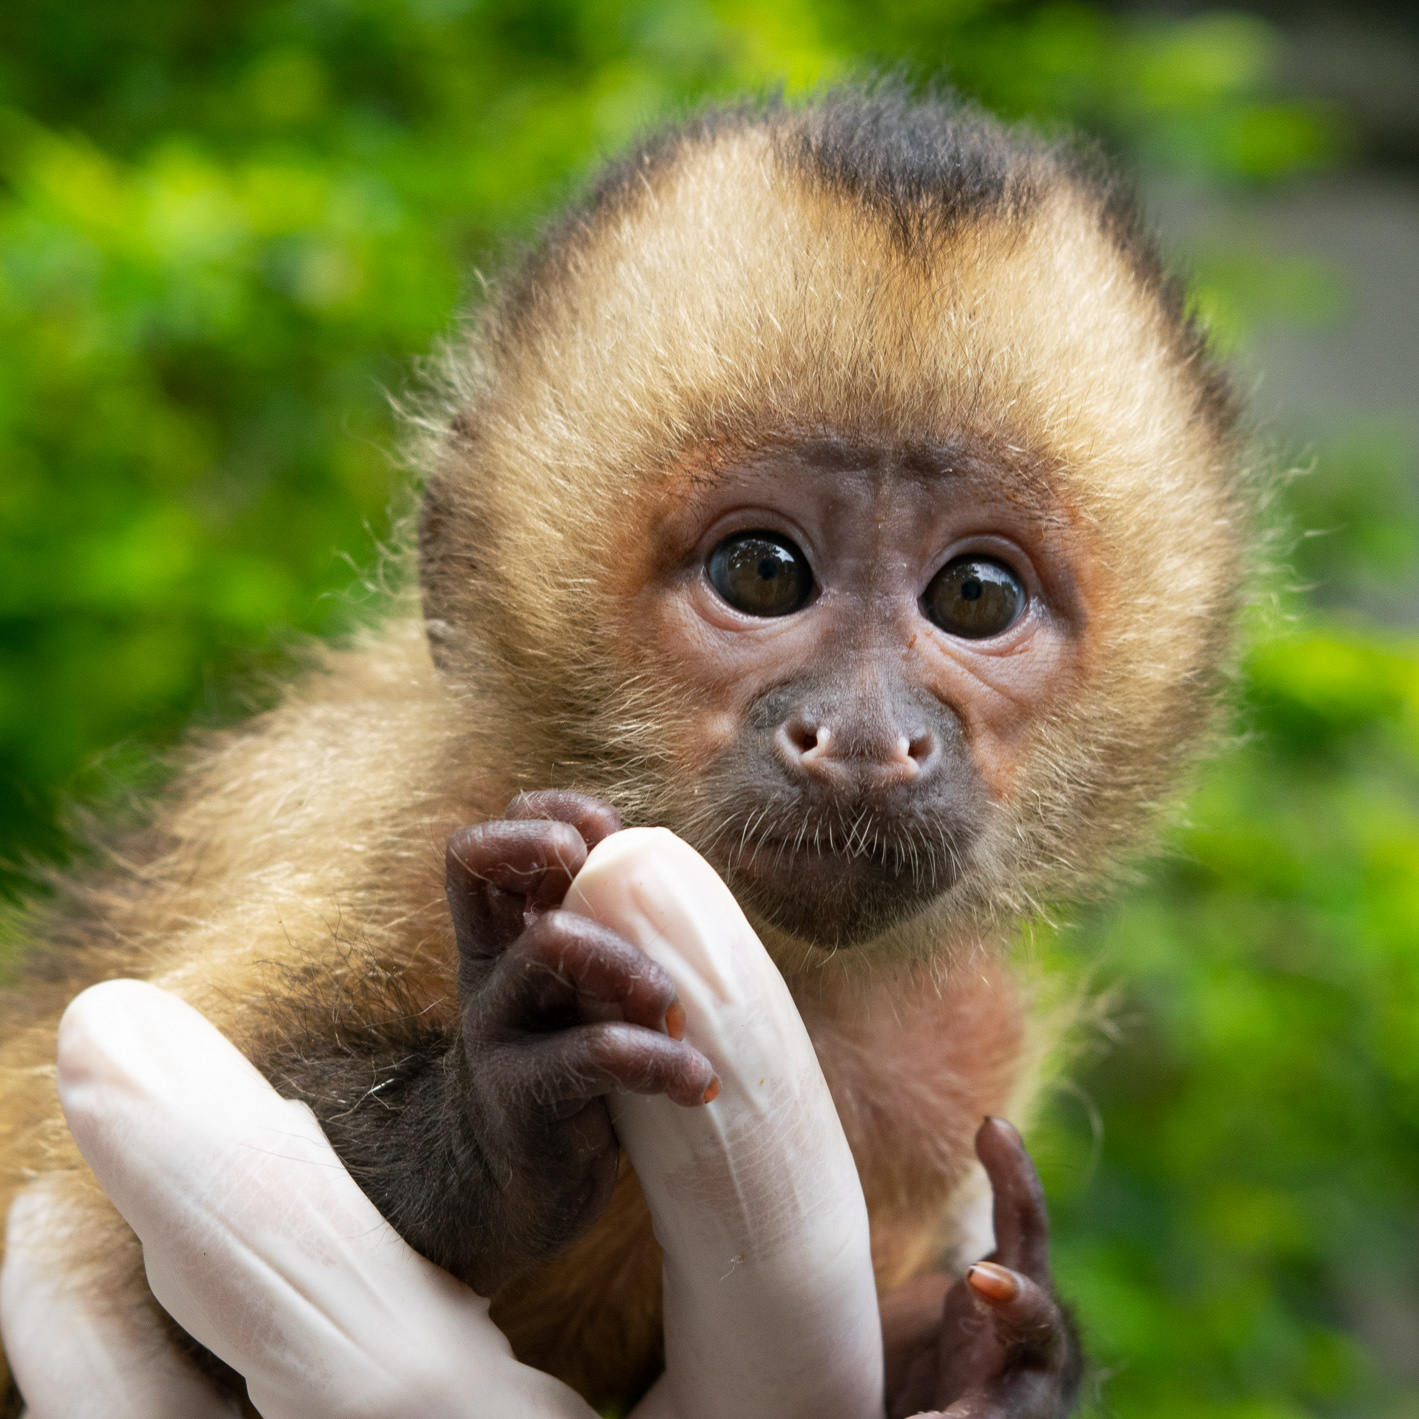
708,532,813,617
924,557,1024,639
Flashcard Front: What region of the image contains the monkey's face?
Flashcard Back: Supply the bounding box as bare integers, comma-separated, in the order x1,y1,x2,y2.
627,435,1088,950
424,111,1245,960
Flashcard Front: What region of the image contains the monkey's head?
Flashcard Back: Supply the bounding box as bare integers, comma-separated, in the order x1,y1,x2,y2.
418,87,1250,964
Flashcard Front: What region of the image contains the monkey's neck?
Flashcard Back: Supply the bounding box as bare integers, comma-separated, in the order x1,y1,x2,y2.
792,955,1026,1284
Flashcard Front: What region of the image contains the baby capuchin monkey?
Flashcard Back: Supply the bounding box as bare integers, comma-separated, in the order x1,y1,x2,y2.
0,86,1248,1417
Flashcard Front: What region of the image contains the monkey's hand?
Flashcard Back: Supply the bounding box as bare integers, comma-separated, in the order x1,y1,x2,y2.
883,1118,1083,1419
444,790,717,1292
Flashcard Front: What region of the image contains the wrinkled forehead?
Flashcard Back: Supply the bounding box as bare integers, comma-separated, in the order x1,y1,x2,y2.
645,431,1066,532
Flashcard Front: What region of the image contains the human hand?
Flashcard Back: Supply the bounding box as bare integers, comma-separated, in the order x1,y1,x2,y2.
6,827,890,1419
43,977,602,1419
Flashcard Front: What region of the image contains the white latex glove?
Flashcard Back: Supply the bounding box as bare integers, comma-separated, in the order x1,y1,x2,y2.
1,1174,241,1419
47,978,601,1419
566,828,885,1419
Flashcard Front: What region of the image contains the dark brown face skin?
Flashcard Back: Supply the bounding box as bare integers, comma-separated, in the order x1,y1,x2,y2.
629,436,1087,948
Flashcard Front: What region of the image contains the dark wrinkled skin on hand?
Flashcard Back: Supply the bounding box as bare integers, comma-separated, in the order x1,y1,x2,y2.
882,1119,1083,1419
442,790,715,1292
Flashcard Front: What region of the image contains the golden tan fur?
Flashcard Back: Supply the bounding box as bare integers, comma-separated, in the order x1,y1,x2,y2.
0,90,1248,1409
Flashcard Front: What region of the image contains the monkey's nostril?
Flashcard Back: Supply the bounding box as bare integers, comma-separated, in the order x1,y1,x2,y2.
906,732,936,765
776,720,836,778
787,722,821,756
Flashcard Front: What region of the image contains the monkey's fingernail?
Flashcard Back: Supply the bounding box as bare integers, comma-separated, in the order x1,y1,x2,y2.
702,1077,721,1104
665,1001,686,1040
966,1263,1020,1304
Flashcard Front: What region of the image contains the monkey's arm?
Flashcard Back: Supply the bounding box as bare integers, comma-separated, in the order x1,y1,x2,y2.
276,791,715,1297
882,1119,1082,1419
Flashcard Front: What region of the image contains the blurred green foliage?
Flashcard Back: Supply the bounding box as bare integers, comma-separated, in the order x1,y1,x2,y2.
2,1,1415,1415
1034,627,1419,1416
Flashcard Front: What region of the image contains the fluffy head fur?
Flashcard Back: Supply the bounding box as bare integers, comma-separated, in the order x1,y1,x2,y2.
418,85,1249,968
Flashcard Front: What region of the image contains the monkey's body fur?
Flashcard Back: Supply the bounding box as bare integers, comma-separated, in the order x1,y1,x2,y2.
0,622,1026,1407
0,89,1247,1414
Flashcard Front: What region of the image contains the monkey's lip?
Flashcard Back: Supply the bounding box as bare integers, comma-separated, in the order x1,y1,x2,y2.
735,834,897,882
723,832,955,946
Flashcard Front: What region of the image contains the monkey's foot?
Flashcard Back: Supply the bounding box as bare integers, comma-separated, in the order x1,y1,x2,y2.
883,1119,1082,1419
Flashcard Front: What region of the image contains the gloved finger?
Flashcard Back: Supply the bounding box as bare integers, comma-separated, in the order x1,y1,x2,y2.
56,978,599,1419
0,1178,237,1419
566,828,883,1419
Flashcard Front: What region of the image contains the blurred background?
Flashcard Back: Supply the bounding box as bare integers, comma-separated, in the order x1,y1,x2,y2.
0,0,1416,1413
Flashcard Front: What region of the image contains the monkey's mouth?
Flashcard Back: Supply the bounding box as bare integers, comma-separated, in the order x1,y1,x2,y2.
716,821,968,949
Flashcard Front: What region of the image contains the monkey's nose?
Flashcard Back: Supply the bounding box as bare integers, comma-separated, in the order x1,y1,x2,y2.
775,716,940,789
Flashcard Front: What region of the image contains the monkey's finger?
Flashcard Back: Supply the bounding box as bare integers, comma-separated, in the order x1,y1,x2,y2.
447,819,588,955
975,1117,1051,1282
507,791,622,850
505,1021,717,1109
964,1264,1068,1368
448,819,588,903
486,910,683,1035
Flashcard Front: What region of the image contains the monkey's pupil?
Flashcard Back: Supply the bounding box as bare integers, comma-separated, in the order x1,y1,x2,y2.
923,557,1024,639
708,532,813,617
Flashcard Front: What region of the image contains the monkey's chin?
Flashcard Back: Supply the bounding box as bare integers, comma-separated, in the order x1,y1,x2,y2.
723,843,953,950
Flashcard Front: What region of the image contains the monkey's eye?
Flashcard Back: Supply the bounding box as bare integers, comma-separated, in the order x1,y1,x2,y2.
707,532,813,618
923,557,1025,639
